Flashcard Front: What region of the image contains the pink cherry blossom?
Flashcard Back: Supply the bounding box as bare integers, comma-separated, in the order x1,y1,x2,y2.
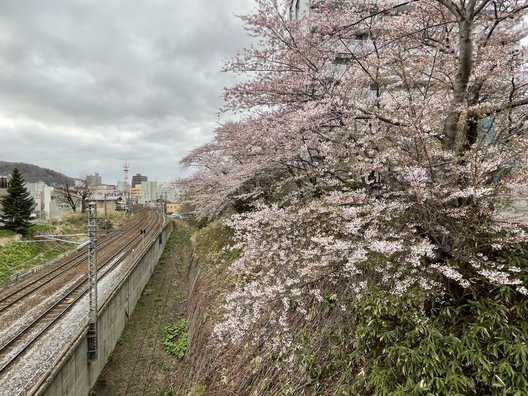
179,0,528,351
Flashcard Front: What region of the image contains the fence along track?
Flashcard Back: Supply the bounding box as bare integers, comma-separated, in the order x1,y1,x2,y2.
0,209,164,380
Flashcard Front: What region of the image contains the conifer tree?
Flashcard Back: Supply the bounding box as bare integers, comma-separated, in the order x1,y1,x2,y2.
0,168,35,230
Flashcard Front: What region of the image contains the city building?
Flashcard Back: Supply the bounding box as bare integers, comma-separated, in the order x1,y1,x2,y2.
165,203,181,214
1,178,58,221
130,186,142,198
49,186,81,220
26,182,53,220
1,177,86,222
91,186,122,198
88,194,123,213
131,173,148,188
0,175,8,189
86,173,102,188
0,175,9,216
139,181,178,205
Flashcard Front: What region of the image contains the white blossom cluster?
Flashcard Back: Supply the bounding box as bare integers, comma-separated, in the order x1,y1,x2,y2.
180,0,528,354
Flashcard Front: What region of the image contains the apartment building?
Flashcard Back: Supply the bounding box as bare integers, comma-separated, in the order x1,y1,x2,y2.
131,173,148,188
85,173,102,188
26,182,53,220
138,181,178,205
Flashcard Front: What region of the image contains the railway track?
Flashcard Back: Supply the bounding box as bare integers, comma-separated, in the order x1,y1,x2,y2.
0,208,164,385
0,213,146,312
122,232,177,395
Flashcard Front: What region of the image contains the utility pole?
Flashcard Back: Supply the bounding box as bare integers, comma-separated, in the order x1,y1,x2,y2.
104,193,108,235
87,203,98,361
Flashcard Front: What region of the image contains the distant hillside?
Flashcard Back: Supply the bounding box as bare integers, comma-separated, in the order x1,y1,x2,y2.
0,161,74,186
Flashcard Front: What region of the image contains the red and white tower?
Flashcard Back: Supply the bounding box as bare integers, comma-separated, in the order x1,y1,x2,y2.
123,162,130,193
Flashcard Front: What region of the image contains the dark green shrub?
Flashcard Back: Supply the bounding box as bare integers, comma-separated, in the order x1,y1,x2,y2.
350,286,528,395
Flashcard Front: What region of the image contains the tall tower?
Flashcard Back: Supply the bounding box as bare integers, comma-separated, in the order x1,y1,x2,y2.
123,162,130,193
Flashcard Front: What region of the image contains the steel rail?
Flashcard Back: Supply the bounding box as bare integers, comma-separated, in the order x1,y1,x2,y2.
0,212,146,312
0,209,164,377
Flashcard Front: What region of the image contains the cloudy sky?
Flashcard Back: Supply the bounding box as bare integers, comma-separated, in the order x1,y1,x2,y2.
0,0,254,184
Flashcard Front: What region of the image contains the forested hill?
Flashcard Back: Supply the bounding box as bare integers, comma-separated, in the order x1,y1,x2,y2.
0,161,74,186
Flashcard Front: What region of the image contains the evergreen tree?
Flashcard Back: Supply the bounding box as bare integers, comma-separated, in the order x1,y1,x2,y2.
0,168,35,230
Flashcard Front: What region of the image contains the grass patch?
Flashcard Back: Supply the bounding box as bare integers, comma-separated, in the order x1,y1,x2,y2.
24,224,56,237
0,240,74,284
188,383,207,394
0,242,38,283
0,229,16,237
161,319,188,359
1,242,81,286
0,211,134,285
117,334,130,346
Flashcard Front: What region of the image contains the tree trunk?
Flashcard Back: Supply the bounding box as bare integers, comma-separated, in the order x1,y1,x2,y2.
443,17,474,153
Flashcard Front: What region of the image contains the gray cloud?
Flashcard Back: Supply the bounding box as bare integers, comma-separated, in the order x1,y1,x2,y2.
0,0,253,183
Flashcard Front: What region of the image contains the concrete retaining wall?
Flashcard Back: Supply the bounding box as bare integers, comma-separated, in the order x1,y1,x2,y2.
33,220,173,396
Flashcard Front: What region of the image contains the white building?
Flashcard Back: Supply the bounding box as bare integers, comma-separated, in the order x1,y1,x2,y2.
26,182,53,220
139,181,178,205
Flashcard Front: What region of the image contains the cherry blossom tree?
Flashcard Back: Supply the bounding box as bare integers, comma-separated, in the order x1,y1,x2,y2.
181,0,528,350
